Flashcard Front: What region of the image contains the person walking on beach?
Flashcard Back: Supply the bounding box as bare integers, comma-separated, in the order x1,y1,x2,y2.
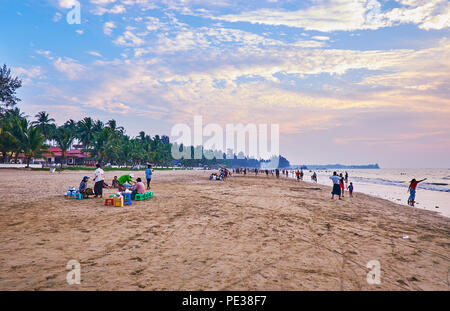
345,172,348,184
296,170,300,181
311,172,317,183
300,170,304,181
145,164,153,190
339,173,345,197
408,178,427,207
93,163,105,198
275,169,280,178
330,172,342,200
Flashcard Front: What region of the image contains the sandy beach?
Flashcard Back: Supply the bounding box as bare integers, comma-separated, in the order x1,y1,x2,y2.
0,169,449,291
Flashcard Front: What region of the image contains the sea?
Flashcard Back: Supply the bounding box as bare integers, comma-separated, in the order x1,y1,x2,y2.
293,168,450,218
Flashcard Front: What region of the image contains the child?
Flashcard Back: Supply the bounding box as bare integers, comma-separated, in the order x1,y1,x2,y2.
339,173,345,197
112,176,119,188
408,178,427,206
347,182,354,197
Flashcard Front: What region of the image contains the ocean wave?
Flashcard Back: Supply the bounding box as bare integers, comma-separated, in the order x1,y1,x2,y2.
423,182,449,186
419,186,450,192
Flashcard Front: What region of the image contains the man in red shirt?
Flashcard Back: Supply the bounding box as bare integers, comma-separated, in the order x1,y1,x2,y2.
408,178,427,206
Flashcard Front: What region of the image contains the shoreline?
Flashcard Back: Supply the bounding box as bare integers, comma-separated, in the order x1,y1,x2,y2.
0,169,449,290
283,172,450,219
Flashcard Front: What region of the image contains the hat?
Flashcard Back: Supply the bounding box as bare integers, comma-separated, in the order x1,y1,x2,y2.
130,173,134,178
83,176,89,180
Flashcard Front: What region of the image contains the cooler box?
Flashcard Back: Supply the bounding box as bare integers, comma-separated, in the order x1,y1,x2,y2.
114,196,124,207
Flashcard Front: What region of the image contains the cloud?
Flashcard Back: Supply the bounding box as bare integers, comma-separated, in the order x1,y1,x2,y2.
386,0,450,30
87,51,103,57
210,0,385,32
35,50,54,60
114,30,145,46
47,36,447,139
92,4,126,15
103,21,116,35
53,57,86,80
209,0,449,32
53,12,63,22
58,0,78,9
90,0,117,4
13,66,44,85
312,36,330,41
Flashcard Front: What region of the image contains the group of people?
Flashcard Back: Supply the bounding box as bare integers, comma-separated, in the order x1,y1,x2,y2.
78,163,154,200
329,171,353,200
233,168,321,183
328,171,427,206
210,167,231,181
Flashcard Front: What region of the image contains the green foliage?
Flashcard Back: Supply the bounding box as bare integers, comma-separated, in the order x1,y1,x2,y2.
52,125,75,167
0,64,22,111
32,111,55,140
0,107,47,165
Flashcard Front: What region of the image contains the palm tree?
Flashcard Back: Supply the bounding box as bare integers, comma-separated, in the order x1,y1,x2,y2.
107,119,124,138
0,112,18,163
19,121,47,167
76,117,96,164
64,119,77,132
32,111,55,140
138,131,145,142
76,117,95,147
10,113,28,163
53,126,75,167
93,120,104,133
5,107,26,119
91,127,116,163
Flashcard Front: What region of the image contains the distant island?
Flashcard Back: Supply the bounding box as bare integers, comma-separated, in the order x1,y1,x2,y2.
292,164,380,170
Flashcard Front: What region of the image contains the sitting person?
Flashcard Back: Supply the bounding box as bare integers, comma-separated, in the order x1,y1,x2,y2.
117,173,134,192
131,177,146,200
79,176,92,199
112,176,119,188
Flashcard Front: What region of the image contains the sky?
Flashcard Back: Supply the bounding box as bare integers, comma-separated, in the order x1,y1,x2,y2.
1,0,449,168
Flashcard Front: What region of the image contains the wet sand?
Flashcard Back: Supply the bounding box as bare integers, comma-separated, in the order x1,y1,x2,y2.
0,169,449,290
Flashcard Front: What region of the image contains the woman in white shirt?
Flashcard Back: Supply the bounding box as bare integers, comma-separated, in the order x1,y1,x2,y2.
93,163,105,198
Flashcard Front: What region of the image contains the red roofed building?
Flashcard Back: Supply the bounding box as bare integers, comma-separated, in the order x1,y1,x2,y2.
42,147,94,166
